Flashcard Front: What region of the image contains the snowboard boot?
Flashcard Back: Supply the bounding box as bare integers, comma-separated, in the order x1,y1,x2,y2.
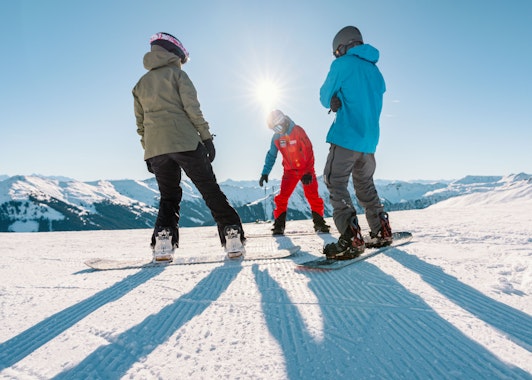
151,227,177,262
365,212,393,248
312,211,330,233
271,212,286,235
323,216,365,260
224,225,246,258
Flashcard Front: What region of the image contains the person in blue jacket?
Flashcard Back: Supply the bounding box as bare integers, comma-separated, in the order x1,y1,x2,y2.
319,26,392,260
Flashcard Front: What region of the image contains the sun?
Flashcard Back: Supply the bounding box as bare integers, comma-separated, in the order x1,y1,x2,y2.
255,79,280,112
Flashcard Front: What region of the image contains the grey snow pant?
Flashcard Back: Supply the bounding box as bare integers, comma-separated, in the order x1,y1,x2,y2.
323,144,384,235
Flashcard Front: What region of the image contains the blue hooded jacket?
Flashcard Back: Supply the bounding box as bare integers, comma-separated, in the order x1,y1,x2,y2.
319,44,386,153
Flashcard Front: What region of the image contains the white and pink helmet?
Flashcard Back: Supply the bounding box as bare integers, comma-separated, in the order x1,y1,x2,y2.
150,32,189,64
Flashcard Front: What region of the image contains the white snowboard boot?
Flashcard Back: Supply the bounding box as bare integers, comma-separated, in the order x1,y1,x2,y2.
223,225,246,258
151,228,176,262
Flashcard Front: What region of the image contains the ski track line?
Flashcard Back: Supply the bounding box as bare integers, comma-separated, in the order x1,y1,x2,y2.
253,253,530,379
252,261,325,342
1,263,247,378
51,265,243,379
376,252,532,374
387,248,532,349
330,277,493,378
0,267,166,372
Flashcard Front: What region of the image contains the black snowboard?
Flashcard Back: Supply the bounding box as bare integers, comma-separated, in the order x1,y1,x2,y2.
297,231,412,270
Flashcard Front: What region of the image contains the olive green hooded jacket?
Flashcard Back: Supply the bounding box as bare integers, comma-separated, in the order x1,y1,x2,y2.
133,45,212,160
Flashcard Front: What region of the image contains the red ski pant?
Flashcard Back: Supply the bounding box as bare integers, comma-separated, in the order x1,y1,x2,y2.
273,171,324,219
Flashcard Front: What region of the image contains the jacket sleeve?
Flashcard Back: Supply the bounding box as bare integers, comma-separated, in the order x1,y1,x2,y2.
132,88,145,150
319,61,341,108
261,138,279,175
299,128,315,172
178,71,212,141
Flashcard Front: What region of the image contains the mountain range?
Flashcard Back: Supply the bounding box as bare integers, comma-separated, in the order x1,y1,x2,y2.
1,173,530,232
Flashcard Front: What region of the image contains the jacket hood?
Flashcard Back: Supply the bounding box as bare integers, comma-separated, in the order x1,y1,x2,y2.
346,44,380,64
143,45,182,70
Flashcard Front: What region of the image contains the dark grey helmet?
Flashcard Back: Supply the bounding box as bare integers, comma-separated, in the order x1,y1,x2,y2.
332,26,363,57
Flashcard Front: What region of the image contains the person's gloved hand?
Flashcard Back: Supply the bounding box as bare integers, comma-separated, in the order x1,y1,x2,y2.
203,138,216,162
259,174,268,187
330,95,342,112
301,173,313,185
146,160,154,174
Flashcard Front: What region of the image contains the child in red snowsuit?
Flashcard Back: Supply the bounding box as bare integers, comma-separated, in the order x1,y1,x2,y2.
259,110,330,235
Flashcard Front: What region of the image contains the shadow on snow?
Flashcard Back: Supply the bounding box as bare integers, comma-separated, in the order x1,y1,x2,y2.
253,244,530,379
388,249,532,351
52,262,243,379
0,267,165,371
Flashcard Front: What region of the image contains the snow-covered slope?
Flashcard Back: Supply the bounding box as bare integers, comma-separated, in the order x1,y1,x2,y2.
0,182,531,378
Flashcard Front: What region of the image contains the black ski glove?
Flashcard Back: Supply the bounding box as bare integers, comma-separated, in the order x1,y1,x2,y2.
330,95,342,113
259,174,268,187
146,160,154,174
301,173,313,185
203,138,216,162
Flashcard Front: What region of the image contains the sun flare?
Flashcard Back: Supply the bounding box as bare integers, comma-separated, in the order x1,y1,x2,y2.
255,80,280,112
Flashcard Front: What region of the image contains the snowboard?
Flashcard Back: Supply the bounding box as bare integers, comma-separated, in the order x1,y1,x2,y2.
247,230,333,238
85,245,301,271
297,231,412,270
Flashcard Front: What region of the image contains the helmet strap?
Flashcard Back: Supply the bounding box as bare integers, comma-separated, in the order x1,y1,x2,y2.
334,40,362,58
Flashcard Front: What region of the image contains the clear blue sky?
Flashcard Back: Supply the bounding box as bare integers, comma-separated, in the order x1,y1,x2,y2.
1,0,531,182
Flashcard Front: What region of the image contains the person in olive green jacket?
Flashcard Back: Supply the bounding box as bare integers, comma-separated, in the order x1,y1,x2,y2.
133,32,245,261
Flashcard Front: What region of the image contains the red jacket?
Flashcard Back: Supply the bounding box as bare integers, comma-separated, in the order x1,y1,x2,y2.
262,124,315,174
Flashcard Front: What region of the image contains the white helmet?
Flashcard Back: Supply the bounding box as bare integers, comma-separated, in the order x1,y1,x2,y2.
267,109,289,134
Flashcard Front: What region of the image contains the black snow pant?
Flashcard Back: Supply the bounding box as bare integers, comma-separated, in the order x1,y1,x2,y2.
148,143,244,246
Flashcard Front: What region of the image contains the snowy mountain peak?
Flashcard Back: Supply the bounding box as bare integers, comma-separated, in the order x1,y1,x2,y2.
1,173,530,232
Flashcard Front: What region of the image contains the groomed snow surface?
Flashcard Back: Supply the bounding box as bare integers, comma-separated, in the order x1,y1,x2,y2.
1,181,531,379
